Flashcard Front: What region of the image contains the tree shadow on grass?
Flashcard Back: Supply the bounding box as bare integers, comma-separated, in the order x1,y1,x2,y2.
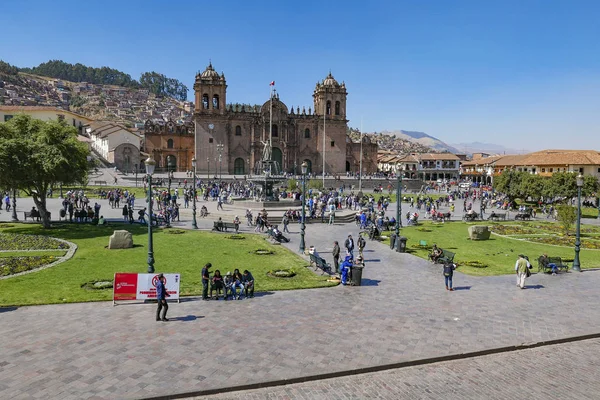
4,222,166,241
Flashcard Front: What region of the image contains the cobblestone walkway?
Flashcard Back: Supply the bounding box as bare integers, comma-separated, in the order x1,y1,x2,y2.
1,222,600,399
197,338,600,400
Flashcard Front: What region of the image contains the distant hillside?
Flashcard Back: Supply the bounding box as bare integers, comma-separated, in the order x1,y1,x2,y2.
449,141,529,155
347,128,434,153
383,130,460,153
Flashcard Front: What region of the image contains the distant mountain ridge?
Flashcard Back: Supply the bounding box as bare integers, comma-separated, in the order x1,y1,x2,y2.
450,142,529,155
382,130,461,153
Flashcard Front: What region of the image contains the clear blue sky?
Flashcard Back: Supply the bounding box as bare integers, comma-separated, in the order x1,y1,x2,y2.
2,0,600,151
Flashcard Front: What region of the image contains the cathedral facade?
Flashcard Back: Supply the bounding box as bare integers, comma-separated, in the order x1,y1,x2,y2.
193,63,377,176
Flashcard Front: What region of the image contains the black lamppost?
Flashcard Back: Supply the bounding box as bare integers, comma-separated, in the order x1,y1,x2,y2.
11,189,18,222
247,158,250,178
207,157,210,180
480,171,485,219
145,156,156,273
395,168,402,251
299,161,308,254
59,183,63,198
191,157,198,229
573,174,583,272
134,164,138,187
217,143,224,180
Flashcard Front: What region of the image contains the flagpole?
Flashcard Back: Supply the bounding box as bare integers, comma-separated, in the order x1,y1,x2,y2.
359,117,363,192
322,87,326,187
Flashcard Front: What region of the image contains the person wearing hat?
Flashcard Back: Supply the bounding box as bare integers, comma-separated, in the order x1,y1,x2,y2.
156,273,170,321
223,271,234,300
515,254,531,289
201,263,212,300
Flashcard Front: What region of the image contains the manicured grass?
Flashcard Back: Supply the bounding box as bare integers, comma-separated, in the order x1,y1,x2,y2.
0,223,336,306
382,221,600,276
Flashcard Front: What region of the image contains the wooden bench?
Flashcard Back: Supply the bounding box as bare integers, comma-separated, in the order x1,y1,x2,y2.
309,253,332,275
431,249,455,264
537,256,569,273
23,211,51,221
212,221,237,231
488,212,507,221
515,212,532,220
94,180,107,186
463,213,479,222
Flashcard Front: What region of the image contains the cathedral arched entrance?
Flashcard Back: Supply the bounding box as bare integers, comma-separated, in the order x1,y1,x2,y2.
303,159,312,174
166,155,177,172
272,147,283,172
346,161,351,172
234,158,245,175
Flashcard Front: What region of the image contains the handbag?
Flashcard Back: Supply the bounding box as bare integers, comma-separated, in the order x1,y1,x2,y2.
525,268,531,277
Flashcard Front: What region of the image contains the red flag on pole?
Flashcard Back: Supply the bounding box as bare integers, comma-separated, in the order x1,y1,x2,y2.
270,81,275,86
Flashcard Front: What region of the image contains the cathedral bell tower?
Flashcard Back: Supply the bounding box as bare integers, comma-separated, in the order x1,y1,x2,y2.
193,62,227,115
313,72,347,120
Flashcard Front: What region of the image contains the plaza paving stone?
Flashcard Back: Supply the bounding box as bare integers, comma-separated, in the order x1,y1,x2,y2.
1,178,600,399
197,338,600,400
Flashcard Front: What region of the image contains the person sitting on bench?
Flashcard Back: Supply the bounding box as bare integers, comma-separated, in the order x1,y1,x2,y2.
200,205,208,217
430,244,443,263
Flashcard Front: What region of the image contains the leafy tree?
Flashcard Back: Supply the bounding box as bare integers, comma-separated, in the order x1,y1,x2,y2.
0,60,19,75
493,169,524,203
140,71,188,101
519,173,545,201
583,174,599,197
24,60,139,87
543,172,577,200
0,116,89,228
556,205,577,236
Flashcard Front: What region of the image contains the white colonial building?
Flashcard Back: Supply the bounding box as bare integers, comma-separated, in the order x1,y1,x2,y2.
85,121,141,172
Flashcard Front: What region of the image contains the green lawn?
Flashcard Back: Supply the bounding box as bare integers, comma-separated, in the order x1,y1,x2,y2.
383,221,600,276
0,223,336,306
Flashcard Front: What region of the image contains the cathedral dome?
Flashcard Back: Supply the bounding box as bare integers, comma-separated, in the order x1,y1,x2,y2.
322,72,339,87
200,62,220,79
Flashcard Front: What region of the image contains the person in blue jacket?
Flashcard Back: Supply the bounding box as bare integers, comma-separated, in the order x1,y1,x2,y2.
340,255,354,285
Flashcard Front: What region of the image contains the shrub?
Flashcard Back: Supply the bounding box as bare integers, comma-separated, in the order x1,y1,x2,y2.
556,205,577,236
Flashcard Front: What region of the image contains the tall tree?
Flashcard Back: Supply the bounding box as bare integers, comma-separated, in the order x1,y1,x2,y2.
0,116,89,228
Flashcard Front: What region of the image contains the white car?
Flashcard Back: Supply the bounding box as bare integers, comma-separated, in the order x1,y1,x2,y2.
459,182,471,189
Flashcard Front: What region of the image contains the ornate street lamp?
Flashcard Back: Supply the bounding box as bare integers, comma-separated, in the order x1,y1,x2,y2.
299,161,308,254
395,167,402,251
573,174,584,272
247,158,251,178
191,157,198,229
207,157,210,180
11,189,18,222
480,171,485,219
216,143,224,180
145,156,156,273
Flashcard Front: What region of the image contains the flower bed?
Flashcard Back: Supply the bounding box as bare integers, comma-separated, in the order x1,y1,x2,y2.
0,233,69,250
489,225,541,236
165,229,186,235
226,235,245,240
267,269,296,278
81,280,114,290
0,256,59,276
460,260,488,268
253,249,275,255
526,236,600,249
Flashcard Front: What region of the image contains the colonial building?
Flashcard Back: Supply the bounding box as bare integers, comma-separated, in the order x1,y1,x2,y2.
460,149,600,184
377,151,461,180
85,121,141,173
0,105,92,133
192,63,377,175
143,120,195,173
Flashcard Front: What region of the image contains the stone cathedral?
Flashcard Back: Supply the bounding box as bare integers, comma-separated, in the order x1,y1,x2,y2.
192,63,377,176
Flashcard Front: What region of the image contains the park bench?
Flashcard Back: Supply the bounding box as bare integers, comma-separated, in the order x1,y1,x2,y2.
463,213,479,222
309,253,332,275
515,212,532,221
94,180,107,186
488,212,507,221
537,256,569,273
431,249,455,264
23,211,51,221
212,221,237,232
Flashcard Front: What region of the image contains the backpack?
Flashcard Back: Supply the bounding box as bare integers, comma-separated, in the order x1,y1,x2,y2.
443,264,454,277
358,237,366,248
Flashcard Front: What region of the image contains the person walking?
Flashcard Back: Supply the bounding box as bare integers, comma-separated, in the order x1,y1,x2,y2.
357,235,366,259
201,262,212,300
332,241,341,274
344,235,355,259
282,214,290,233
443,262,457,291
155,273,170,321
515,254,531,289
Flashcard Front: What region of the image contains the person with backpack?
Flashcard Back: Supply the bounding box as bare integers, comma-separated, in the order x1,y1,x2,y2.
443,262,457,291
357,235,366,259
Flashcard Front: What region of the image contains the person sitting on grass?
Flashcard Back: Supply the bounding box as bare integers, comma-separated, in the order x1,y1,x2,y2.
242,270,255,298
98,215,106,226
210,269,224,300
